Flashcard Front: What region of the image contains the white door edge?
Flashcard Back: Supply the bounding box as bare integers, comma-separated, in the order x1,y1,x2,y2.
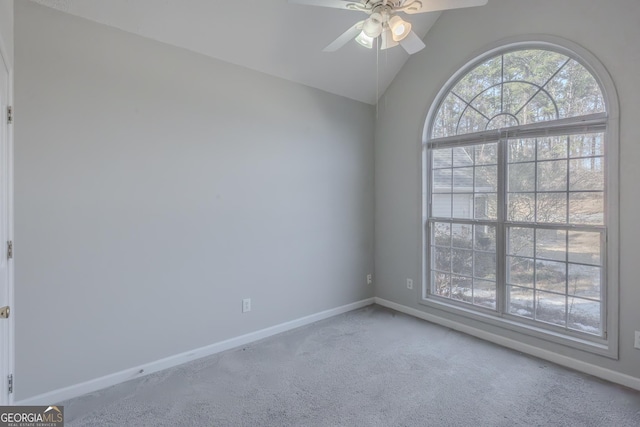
0,29,14,405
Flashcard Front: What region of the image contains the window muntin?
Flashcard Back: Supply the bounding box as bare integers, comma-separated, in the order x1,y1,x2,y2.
431,50,606,139
426,47,608,341
431,221,497,309
432,143,498,220
507,134,605,226
505,225,604,334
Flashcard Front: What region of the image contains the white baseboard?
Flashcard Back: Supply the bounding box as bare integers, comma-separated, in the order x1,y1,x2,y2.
374,297,640,391
20,295,636,405
16,298,375,406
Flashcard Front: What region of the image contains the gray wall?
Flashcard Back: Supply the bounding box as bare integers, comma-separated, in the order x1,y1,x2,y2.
375,0,640,379
15,1,374,400
0,0,12,66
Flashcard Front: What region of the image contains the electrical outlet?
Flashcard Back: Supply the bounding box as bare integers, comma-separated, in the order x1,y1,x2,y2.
406,278,413,290
242,298,251,313
367,274,373,285
635,331,640,349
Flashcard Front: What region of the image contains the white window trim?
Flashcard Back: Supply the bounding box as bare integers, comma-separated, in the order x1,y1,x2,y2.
420,36,620,359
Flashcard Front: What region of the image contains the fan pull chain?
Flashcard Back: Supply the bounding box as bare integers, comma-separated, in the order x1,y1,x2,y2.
376,36,379,119
384,40,389,112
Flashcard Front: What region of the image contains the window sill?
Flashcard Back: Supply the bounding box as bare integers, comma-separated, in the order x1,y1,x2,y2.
418,296,617,359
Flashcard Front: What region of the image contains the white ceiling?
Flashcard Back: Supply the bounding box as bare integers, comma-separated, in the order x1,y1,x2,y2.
30,0,442,105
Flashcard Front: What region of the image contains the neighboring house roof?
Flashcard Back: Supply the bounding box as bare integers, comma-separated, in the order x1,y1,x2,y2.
433,149,493,192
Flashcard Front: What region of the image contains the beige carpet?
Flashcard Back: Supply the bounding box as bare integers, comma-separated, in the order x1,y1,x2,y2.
62,305,640,426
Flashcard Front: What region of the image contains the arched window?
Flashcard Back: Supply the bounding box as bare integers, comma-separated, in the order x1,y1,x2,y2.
423,42,617,352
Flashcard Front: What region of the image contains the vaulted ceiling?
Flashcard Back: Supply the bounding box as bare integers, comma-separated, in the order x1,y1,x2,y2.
31,0,442,105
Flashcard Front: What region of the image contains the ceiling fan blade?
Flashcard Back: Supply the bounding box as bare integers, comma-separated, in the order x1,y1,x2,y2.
323,21,364,52
403,0,488,14
288,0,362,11
399,31,426,54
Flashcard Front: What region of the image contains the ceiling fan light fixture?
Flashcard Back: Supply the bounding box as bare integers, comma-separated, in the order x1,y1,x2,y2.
380,28,398,50
388,15,411,42
362,12,383,38
355,30,374,49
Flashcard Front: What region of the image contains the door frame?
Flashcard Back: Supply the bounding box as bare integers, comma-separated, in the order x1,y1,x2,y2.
0,27,14,405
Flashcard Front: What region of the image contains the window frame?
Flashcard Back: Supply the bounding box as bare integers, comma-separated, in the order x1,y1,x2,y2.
421,37,619,359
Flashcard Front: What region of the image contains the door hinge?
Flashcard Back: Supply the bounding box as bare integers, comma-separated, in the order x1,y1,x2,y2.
7,106,12,124
7,374,12,394
6,241,12,260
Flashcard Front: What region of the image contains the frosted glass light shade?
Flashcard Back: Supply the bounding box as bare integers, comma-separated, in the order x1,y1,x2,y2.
389,15,411,41
355,31,374,49
380,28,398,50
362,13,383,38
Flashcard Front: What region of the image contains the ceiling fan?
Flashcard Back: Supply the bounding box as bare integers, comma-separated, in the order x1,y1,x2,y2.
289,0,488,54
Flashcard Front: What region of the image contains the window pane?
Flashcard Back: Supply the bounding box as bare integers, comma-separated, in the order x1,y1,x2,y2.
451,275,473,303
451,223,473,249
568,298,601,335
433,222,451,247
569,158,604,191
433,169,452,193
453,147,474,167
508,193,535,222
537,193,567,223
487,114,519,130
433,272,451,298
507,256,534,287
509,139,536,163
454,56,503,98
475,143,497,165
508,285,534,318
519,91,558,123
474,280,496,309
570,134,603,158
474,194,497,220
458,109,489,134
433,148,453,168
452,249,473,277
432,194,452,218
474,225,496,251
569,192,604,225
508,227,534,257
474,252,496,280
568,264,601,300
452,194,473,219
432,94,466,139
535,229,567,262
535,291,567,327
434,247,451,272
536,260,567,293
433,142,500,222
475,166,497,192
508,162,535,192
470,85,501,120
502,82,538,117
546,60,606,118
503,50,569,87
537,136,568,160
431,221,497,311
568,231,601,265
537,160,568,192
453,167,474,191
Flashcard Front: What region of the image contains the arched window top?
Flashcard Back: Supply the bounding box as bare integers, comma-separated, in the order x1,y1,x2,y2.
431,49,606,139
